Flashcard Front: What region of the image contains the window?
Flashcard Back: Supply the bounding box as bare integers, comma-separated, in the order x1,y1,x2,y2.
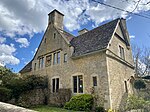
64,53,67,63
52,78,59,92
124,81,128,93
53,51,60,65
54,33,56,39
34,63,36,70
41,57,44,68
73,75,83,93
39,57,44,68
57,52,60,64
93,76,97,86
44,38,46,43
54,53,57,65
119,45,125,59
46,55,52,66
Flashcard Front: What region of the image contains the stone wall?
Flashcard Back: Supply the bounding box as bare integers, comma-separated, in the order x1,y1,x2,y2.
49,88,71,107
106,26,134,111
0,102,36,112
17,88,48,107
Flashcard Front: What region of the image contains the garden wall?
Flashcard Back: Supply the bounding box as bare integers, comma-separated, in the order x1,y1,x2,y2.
18,88,48,107
49,89,71,107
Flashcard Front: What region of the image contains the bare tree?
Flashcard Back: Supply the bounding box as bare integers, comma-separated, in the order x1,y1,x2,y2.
132,45,150,77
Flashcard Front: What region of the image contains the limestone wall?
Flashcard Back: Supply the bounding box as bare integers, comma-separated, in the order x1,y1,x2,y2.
17,89,48,107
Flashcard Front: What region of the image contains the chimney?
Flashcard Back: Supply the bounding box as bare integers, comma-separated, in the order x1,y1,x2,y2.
48,9,64,30
78,28,88,35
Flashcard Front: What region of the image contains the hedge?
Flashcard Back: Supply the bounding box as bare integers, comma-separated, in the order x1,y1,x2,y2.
0,86,12,102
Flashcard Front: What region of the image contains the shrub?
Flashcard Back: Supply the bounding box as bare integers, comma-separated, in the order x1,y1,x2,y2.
4,75,48,100
107,109,115,112
24,75,48,90
126,95,150,110
134,80,146,90
64,94,93,111
95,106,106,112
0,86,12,102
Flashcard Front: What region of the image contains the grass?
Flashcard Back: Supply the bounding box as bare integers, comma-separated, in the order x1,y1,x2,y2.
30,105,78,112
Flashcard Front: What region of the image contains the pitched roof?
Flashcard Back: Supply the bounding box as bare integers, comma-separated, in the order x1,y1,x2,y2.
19,61,32,73
70,18,120,57
57,28,74,42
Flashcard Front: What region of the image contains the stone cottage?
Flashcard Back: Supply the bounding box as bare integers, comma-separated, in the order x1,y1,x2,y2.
20,9,134,110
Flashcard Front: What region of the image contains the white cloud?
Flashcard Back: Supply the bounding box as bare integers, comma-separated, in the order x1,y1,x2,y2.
0,0,149,37
0,62,4,67
0,44,20,65
15,38,30,48
31,47,38,55
0,37,6,43
130,35,135,39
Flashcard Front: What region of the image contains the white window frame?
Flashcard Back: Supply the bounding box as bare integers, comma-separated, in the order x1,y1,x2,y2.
118,45,125,59
51,76,60,93
72,73,84,94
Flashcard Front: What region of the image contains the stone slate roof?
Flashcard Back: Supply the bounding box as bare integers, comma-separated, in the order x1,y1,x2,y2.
70,18,119,57
57,29,74,42
19,61,32,73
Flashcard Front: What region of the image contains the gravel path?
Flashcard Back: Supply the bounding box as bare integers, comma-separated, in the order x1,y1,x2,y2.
0,102,37,112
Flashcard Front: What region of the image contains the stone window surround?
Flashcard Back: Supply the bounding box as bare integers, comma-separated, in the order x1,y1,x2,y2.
118,44,125,60
39,57,44,69
64,53,67,63
51,76,60,93
71,72,84,94
124,80,128,93
91,74,99,87
45,54,52,67
53,51,60,65
35,50,62,71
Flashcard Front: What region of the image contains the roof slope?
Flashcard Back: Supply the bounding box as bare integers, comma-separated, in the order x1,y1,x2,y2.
57,28,74,42
70,18,119,57
19,61,32,73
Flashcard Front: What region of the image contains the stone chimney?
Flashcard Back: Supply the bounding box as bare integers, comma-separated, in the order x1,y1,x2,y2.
48,9,64,30
78,28,88,35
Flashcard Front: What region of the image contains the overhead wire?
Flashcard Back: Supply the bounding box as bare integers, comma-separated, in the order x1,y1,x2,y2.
91,0,150,20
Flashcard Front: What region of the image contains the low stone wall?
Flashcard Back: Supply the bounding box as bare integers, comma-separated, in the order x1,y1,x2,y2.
0,102,36,112
17,88,48,107
49,89,71,107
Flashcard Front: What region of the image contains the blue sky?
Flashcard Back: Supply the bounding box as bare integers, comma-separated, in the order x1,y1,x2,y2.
0,0,150,72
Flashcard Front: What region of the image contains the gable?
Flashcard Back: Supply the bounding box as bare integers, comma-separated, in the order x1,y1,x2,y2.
116,23,125,40
33,24,72,60
114,20,130,46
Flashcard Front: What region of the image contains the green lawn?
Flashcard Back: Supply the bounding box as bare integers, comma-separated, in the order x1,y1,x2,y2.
30,105,79,112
